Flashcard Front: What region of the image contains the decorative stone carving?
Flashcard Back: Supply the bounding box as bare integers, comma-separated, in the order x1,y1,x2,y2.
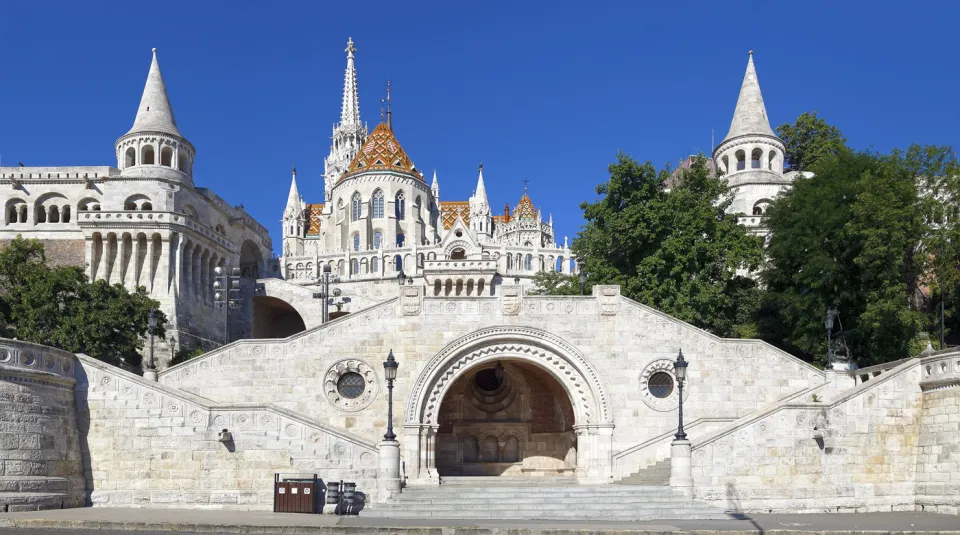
501,286,521,315
638,358,685,412
596,285,620,316
323,358,380,412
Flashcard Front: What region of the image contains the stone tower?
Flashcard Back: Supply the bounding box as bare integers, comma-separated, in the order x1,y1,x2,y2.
469,164,492,242
323,37,368,205
115,48,195,185
712,51,788,229
282,167,305,256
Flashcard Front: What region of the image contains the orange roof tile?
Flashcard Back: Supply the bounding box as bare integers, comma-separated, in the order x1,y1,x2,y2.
440,201,470,230
340,123,420,181
514,192,536,220
306,203,324,235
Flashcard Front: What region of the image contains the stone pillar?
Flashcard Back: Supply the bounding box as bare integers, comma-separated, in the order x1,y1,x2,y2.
377,439,402,502
146,237,155,293
669,439,693,490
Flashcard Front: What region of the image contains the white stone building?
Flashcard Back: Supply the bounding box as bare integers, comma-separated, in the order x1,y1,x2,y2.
0,49,274,356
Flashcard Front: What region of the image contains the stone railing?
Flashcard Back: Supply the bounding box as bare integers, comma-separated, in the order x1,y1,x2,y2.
422,259,497,272
78,210,236,250
849,357,913,386
0,339,77,384
611,417,735,479
919,349,960,391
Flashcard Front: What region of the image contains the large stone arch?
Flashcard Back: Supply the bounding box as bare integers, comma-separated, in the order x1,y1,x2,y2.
403,326,614,484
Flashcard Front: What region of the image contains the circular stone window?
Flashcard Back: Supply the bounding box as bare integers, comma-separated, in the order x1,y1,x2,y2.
647,371,674,398
337,372,366,399
474,368,503,392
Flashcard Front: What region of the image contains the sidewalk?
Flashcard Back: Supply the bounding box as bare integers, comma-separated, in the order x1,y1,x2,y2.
0,507,958,534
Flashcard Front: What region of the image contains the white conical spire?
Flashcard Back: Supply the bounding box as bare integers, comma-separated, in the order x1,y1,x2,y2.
722,50,775,142
431,169,440,202
126,48,183,137
474,164,488,205
340,38,361,128
283,167,303,220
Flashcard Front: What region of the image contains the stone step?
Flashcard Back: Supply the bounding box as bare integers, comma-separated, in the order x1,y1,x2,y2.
438,476,576,487
362,509,730,520
618,458,672,486
393,492,699,501
0,492,67,513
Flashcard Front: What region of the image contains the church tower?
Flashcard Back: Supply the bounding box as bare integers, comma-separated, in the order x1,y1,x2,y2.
115,48,195,185
282,167,305,256
469,164,492,242
323,37,368,205
712,50,788,226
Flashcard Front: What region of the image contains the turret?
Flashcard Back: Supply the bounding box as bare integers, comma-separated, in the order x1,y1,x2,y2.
115,48,195,184
323,37,368,196
469,164,492,241
712,50,788,218
431,170,440,202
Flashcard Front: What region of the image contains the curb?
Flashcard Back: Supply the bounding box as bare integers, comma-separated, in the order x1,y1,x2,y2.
2,518,960,535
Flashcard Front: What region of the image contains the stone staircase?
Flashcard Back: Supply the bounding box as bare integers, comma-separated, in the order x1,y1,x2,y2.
0,476,69,512
362,477,730,521
617,459,671,486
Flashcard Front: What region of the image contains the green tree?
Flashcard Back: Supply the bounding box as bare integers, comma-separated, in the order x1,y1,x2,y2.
528,271,586,296
776,111,848,171
761,146,957,366
571,153,763,337
0,236,165,367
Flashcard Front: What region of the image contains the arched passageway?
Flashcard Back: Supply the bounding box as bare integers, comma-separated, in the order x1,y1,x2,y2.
435,360,576,476
251,296,306,339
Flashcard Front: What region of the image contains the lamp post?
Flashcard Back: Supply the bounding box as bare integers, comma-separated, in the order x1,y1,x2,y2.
669,349,692,489
144,310,158,381
673,349,688,440
825,307,838,368
383,350,398,441
397,270,406,286
579,269,587,296
214,266,241,345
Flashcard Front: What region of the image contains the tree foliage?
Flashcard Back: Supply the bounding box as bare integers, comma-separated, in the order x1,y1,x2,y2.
528,271,586,296
0,236,165,367
776,111,848,171
569,153,763,337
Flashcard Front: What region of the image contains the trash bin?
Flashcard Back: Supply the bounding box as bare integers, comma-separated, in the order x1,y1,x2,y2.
273,473,319,513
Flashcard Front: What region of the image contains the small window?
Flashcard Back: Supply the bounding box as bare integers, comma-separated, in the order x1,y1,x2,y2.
394,254,403,272
372,256,380,273
353,233,360,251
396,233,405,247
647,372,674,398
352,192,362,222
337,372,365,399
372,190,384,218
352,258,359,274
373,231,383,249
396,192,405,220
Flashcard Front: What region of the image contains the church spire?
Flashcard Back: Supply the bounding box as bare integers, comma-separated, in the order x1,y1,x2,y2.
283,167,303,220
126,48,183,137
722,50,775,142
431,169,440,202
474,163,488,205
340,37,361,128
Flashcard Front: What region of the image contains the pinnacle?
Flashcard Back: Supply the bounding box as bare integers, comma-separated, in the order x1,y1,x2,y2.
125,48,184,138
721,50,775,143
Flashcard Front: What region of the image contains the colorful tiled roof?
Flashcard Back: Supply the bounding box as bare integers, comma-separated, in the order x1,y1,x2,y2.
440,201,470,230
514,192,536,220
340,123,420,181
306,203,324,235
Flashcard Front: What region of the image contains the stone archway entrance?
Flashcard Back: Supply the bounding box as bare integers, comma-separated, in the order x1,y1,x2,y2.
435,360,576,476
251,296,306,339
403,326,614,485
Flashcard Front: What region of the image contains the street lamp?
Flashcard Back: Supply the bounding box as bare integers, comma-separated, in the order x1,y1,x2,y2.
383,350,399,441
825,307,838,367
214,266,241,345
146,310,158,372
397,270,406,286
579,269,587,296
673,349,688,441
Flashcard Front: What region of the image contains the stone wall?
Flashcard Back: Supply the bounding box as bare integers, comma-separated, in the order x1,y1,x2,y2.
0,339,84,511
0,238,85,267
75,354,380,509
916,352,960,514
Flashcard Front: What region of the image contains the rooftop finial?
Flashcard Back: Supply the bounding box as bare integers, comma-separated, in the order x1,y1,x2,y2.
749,49,753,56
292,165,297,175
522,178,530,192
346,37,356,57
152,47,157,54
379,98,385,122
479,162,483,171
385,79,393,129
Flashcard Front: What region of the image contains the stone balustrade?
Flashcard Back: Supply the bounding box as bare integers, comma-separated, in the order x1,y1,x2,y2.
78,210,235,250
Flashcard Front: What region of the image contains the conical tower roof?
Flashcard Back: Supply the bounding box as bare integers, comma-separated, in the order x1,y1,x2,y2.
514,190,536,220
340,123,420,181
283,168,303,220
126,49,184,138
474,164,488,203
722,51,775,142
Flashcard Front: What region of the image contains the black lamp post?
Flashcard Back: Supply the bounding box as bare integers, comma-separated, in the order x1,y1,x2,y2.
579,269,587,296
322,264,332,323
673,349,688,441
825,307,838,367
383,350,399,441
146,310,158,371
397,270,406,286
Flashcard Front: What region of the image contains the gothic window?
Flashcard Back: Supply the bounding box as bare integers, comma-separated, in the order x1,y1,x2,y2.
524,254,532,271
372,256,380,273
394,254,403,272
352,192,362,222
506,255,512,269
372,189,384,218
396,192,405,220
373,231,383,249
353,233,360,251
352,258,359,274
396,233,405,247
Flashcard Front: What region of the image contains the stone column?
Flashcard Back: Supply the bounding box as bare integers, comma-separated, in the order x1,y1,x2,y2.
377,439,402,502
146,237,156,294
669,439,693,490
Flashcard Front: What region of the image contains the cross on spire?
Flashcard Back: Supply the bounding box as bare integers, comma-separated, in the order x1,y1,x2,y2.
522,178,530,191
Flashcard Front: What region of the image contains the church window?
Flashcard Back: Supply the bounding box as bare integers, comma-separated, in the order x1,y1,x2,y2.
647,372,674,398
506,255,512,269
352,258,359,274
372,189,384,218
373,231,383,249
394,254,403,272
372,256,380,273
524,254,532,270
396,233,405,247
352,192,362,222
353,233,360,251
396,192,405,220
336,372,365,399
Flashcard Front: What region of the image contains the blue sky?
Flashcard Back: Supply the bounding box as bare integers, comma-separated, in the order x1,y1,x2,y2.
2,1,958,253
